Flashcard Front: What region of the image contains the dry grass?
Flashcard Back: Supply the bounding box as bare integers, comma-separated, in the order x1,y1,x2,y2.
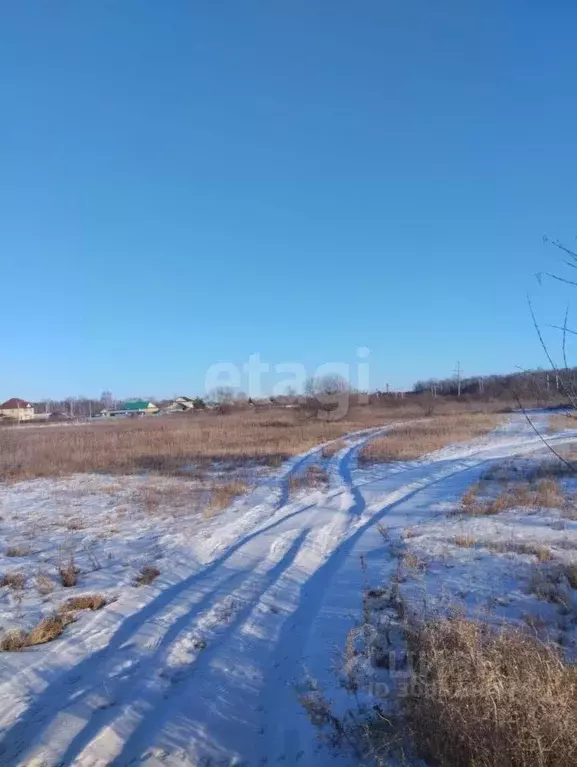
205,481,250,516
402,551,427,571
1,572,25,590
0,402,500,482
359,413,500,463
135,481,199,515
0,612,75,651
460,479,566,516
549,413,577,433
62,594,107,611
35,571,54,596
454,533,476,548
404,616,577,767
530,563,577,603
58,554,79,587
5,545,31,557
321,440,347,458
486,540,553,562
288,465,329,495
134,565,160,586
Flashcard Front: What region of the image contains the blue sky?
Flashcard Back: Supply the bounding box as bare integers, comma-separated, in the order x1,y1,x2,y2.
2,1,577,400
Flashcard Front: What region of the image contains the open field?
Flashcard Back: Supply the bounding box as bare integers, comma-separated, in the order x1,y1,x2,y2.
358,412,501,463
0,399,502,482
3,412,577,765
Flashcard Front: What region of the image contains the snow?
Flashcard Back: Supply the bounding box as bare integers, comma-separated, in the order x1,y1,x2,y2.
0,414,576,765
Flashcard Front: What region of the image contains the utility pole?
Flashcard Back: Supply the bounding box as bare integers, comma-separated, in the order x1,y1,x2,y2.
454,361,462,397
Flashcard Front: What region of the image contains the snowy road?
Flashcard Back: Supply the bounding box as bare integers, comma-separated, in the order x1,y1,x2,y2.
0,415,575,766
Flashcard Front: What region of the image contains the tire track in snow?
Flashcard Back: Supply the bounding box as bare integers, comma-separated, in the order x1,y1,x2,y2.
65,436,374,766
56,529,311,767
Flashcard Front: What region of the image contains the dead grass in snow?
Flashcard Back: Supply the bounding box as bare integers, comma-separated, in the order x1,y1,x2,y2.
134,565,160,586
0,612,75,651
460,479,566,516
359,414,500,464
405,616,577,767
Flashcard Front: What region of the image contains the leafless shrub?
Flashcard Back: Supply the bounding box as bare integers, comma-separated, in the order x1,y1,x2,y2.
134,565,160,586
58,553,79,587
1,572,25,590
35,570,54,596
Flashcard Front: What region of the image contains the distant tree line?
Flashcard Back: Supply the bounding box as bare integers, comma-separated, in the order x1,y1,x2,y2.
412,367,577,402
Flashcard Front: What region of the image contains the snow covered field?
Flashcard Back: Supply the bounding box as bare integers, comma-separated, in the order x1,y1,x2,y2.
0,414,576,766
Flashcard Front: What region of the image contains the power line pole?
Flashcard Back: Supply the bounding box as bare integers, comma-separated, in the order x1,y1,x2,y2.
454,361,462,397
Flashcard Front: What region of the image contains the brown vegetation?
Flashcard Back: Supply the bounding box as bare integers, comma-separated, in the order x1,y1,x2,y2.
549,413,577,433
62,594,107,611
5,546,31,557
1,572,25,590
454,533,476,548
321,440,347,458
461,479,566,516
0,401,503,482
134,565,160,586
405,616,577,767
58,554,79,587
288,465,329,495
359,413,500,464
1,612,75,651
205,481,250,516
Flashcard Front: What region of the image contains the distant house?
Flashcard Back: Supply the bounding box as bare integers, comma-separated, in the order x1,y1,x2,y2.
163,396,195,414
123,400,159,415
0,398,34,421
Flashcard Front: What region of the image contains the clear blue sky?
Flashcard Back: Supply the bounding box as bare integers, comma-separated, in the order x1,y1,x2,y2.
2,1,577,400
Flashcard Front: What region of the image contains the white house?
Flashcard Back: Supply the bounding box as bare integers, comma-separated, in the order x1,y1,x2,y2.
0,398,35,421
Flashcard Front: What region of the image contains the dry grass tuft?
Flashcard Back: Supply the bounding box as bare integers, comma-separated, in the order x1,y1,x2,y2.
1,612,75,651
486,540,554,563
5,545,31,557
359,414,500,463
62,594,107,611
461,479,566,516
405,616,577,767
454,533,476,548
321,440,347,458
1,572,25,590
205,481,250,516
35,571,54,596
58,554,79,588
288,465,329,495
402,551,427,571
134,565,160,586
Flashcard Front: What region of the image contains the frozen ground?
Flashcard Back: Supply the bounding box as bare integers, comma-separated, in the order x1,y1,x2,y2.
0,414,576,766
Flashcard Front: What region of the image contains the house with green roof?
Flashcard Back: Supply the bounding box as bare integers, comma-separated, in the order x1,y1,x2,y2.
122,400,159,415
99,400,159,417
